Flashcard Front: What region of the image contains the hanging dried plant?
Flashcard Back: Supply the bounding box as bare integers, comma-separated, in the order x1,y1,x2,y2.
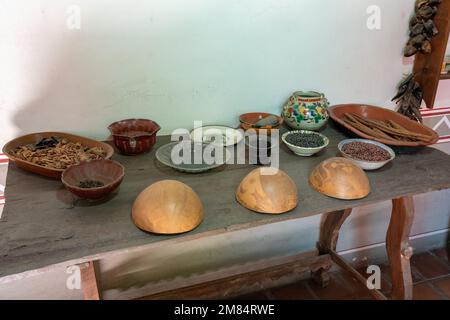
392,74,423,122
404,0,442,57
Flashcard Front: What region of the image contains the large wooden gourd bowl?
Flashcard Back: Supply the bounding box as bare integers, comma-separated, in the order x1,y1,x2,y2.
236,168,298,214
132,180,204,234
309,157,370,200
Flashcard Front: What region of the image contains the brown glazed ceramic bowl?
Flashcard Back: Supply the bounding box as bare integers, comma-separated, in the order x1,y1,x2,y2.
108,119,161,155
328,104,439,147
61,159,125,200
239,112,283,135
2,132,114,179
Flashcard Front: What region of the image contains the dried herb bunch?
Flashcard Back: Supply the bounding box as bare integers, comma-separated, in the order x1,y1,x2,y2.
392,74,424,122
404,0,442,57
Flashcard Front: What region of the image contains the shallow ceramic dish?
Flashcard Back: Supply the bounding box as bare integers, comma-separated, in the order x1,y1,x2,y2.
156,141,230,173
2,132,114,179
281,130,329,157
329,104,438,147
239,112,283,134
61,159,125,200
190,125,244,147
108,119,160,155
338,139,395,171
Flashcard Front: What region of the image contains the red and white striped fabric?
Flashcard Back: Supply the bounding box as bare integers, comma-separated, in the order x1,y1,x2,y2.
422,107,450,145
0,153,7,206
0,153,8,165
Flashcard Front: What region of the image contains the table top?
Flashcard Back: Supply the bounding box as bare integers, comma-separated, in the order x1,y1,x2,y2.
1,123,450,277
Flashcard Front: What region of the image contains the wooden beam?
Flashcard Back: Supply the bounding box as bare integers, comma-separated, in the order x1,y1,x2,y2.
79,261,101,300
134,253,331,300
413,0,450,108
312,209,352,287
329,250,387,300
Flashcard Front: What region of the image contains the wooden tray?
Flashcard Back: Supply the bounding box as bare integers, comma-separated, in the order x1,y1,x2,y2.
328,104,439,147
2,132,114,178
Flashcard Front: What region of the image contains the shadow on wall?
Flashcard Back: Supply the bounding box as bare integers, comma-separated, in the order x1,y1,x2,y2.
11,36,123,141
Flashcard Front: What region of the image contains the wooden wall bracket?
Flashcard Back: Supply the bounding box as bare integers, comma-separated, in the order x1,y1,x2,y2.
413,0,450,108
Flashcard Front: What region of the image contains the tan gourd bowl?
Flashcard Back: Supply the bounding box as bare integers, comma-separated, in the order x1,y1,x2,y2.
309,157,370,200
132,180,204,234
236,168,298,214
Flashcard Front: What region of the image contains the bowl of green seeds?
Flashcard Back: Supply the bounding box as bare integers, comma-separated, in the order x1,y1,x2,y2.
281,130,329,157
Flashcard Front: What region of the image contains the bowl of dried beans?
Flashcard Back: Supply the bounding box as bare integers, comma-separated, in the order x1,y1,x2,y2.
338,139,395,170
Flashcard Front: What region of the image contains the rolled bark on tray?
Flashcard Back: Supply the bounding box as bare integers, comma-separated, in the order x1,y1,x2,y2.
342,113,433,143
349,113,433,141
343,115,395,140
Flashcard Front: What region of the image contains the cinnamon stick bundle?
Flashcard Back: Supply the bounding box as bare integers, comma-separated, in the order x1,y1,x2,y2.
342,112,433,143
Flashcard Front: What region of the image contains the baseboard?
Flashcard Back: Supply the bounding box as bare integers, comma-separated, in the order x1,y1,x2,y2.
337,228,450,270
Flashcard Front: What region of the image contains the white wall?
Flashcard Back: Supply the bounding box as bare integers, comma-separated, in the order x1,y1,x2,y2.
1,0,414,144
1,0,450,298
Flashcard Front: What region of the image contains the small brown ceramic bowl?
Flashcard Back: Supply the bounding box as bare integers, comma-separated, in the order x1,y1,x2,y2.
239,112,283,135
108,119,161,155
61,159,125,200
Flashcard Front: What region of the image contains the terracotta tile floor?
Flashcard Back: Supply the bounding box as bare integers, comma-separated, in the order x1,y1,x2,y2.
236,247,450,300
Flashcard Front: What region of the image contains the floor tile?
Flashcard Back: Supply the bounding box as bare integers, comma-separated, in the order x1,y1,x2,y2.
269,281,316,300
336,272,372,300
413,282,444,300
410,251,450,279
432,276,450,298
431,247,450,265
307,273,354,300
234,291,270,300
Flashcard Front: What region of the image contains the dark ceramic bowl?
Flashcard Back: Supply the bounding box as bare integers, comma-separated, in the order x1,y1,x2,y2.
61,159,125,200
108,119,161,155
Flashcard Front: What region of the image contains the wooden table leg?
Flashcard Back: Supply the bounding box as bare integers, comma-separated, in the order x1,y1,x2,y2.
312,208,352,287
386,196,415,300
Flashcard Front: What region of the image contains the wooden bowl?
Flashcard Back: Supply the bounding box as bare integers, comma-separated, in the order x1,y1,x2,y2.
239,112,283,135
236,168,298,214
328,104,439,147
2,132,114,178
309,157,370,200
61,160,125,200
132,180,204,234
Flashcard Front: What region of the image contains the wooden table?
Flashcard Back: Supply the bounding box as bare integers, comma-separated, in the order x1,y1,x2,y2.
1,123,450,300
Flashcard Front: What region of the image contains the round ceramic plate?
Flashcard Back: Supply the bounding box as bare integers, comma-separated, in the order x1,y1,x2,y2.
156,141,231,173
190,126,244,147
